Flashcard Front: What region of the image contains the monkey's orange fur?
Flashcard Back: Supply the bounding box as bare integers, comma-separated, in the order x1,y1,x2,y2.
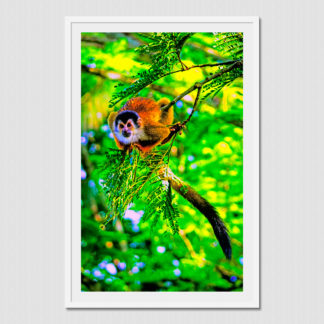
108,97,173,152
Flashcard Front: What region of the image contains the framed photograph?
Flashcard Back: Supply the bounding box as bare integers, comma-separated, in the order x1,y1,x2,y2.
65,16,259,308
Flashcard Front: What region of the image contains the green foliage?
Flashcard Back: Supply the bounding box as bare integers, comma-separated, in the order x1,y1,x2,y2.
109,33,192,108
108,32,243,113
81,32,243,292
214,32,243,60
200,33,243,101
200,64,242,102
100,147,179,234
143,179,180,235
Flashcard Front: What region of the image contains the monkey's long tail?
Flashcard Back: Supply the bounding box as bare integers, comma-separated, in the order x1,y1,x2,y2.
161,166,232,259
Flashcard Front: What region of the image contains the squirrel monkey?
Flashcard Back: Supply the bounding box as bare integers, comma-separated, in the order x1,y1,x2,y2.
108,97,174,153
108,97,232,259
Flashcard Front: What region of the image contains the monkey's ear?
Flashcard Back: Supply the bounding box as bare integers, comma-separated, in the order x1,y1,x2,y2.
157,98,170,109
108,111,118,130
137,117,143,128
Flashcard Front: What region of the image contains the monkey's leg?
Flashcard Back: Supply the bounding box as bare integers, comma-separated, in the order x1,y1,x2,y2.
138,122,171,152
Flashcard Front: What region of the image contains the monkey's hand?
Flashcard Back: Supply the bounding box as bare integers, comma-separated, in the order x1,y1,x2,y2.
170,122,186,134
160,122,186,145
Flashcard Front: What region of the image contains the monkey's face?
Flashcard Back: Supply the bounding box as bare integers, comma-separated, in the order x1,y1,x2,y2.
114,110,144,145
117,119,136,138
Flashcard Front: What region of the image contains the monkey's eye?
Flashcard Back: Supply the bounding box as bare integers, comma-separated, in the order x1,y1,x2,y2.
119,124,124,129
127,122,132,128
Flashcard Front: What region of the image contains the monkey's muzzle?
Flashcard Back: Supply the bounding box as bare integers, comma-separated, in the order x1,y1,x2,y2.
122,130,131,138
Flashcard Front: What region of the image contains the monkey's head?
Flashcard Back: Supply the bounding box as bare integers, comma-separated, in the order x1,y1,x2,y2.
113,110,143,144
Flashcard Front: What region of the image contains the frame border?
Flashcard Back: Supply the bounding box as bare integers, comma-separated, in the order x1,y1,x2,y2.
65,16,259,308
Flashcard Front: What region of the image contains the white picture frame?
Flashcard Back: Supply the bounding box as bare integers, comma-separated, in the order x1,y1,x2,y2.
65,16,259,308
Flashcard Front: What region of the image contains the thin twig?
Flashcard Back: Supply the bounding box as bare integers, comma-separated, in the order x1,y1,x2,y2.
160,86,202,142
165,59,239,77
161,86,203,144
183,86,202,126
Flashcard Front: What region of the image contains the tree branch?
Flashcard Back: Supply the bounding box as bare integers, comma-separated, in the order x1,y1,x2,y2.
161,60,242,112
81,63,243,128
81,65,187,102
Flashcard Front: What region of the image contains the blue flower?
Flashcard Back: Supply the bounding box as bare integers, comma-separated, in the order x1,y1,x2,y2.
172,259,180,267
176,101,183,108
230,276,237,282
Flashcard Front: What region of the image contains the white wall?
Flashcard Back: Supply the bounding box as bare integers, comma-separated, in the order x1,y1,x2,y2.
1,1,323,323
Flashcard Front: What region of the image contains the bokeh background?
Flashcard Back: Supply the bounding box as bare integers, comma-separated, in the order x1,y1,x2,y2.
81,33,243,292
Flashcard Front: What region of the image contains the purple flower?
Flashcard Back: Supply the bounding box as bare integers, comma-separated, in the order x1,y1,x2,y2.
131,266,139,274
117,262,126,271
105,263,117,275
81,169,87,180
157,246,166,254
